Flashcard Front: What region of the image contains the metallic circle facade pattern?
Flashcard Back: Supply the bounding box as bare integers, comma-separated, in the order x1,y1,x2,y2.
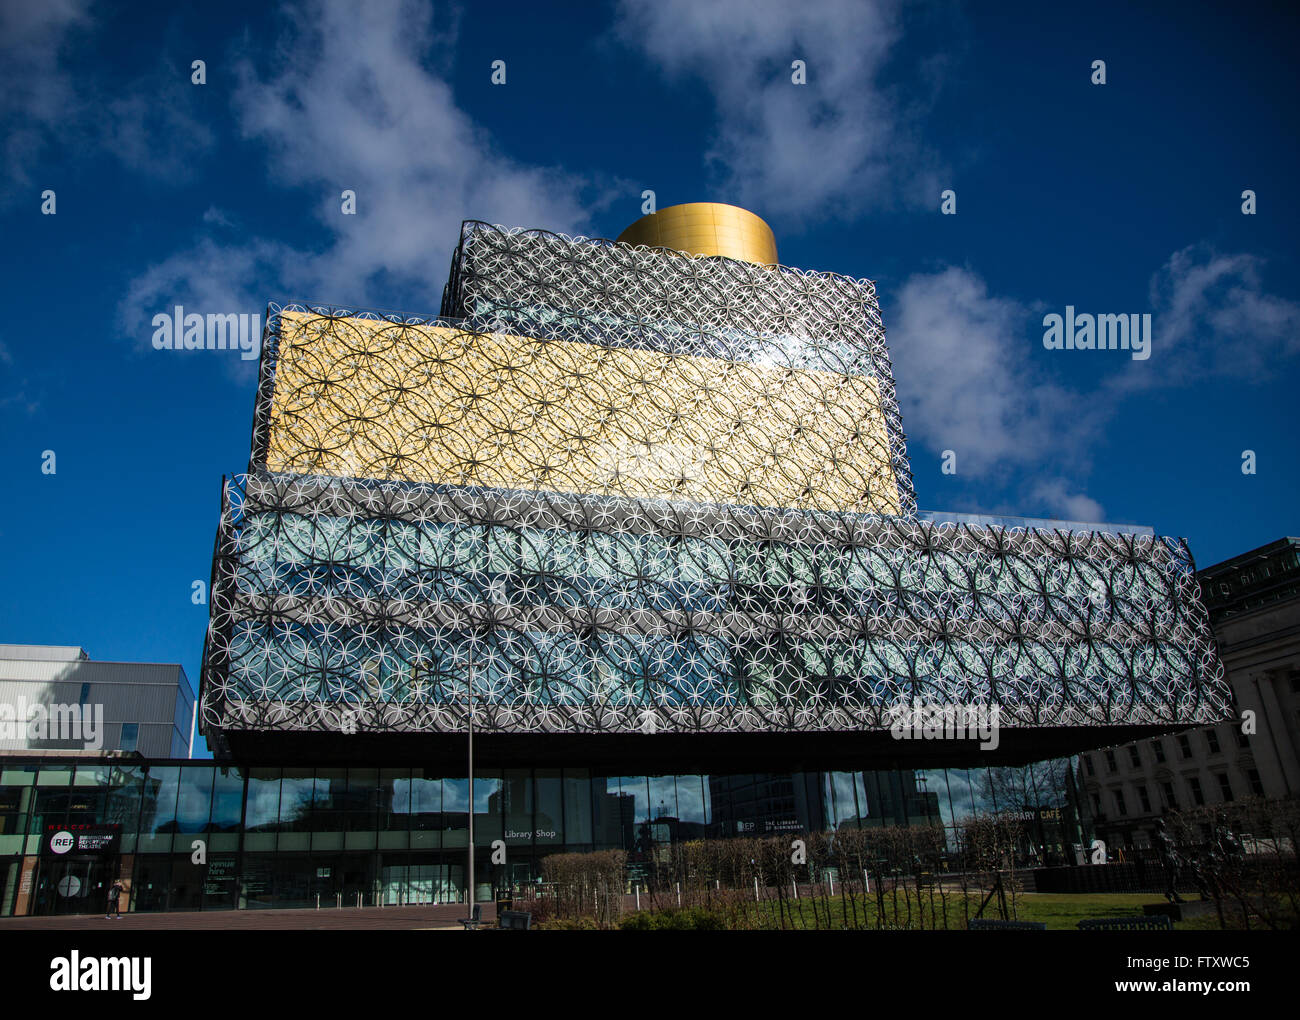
199,473,1228,737
198,222,1230,739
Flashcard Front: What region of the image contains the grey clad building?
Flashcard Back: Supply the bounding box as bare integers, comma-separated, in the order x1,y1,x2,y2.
0,645,193,758
0,644,196,915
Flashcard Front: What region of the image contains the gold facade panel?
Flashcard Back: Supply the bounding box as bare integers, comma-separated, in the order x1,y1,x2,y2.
265,312,900,514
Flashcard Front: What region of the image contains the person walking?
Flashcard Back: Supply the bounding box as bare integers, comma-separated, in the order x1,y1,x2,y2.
106,879,123,919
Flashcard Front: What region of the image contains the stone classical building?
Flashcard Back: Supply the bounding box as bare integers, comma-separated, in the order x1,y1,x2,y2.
1081,537,1300,851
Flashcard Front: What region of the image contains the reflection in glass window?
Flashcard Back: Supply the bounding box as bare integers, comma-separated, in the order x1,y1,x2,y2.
106,768,144,851
535,770,562,846
441,777,468,848
380,769,410,831
502,770,532,843
210,767,244,831
614,776,650,822
67,767,108,826
562,770,593,846
474,770,503,843
139,767,181,834
824,772,865,830
73,764,110,788
244,769,281,832
345,769,378,831
36,767,73,787
674,776,708,837
175,767,214,833
647,776,678,827
862,771,906,827
406,775,440,822
593,777,637,849
939,769,979,829
909,771,942,825
278,770,313,831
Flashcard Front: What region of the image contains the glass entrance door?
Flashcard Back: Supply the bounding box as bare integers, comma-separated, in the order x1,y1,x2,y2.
33,857,114,915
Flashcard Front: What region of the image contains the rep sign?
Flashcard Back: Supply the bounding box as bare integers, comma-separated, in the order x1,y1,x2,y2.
42,824,121,856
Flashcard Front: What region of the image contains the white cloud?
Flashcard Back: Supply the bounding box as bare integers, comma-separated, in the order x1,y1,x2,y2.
0,0,93,194
229,0,603,301
891,243,1299,516
118,236,297,385
120,237,297,334
614,0,942,220
1024,479,1106,524
201,206,236,229
1128,243,1300,386
122,0,607,333
0,0,212,203
889,266,1092,475
889,241,1300,525
97,74,214,179
888,265,1118,522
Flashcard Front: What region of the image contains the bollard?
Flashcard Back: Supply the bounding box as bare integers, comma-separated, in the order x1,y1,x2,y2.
316,894,320,910
754,876,759,901
635,884,640,911
676,882,681,908
792,878,798,899
829,874,834,896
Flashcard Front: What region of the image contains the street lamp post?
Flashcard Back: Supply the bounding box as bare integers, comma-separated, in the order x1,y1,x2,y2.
467,667,475,910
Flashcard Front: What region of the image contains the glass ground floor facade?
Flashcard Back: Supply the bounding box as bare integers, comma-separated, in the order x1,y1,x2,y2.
0,755,1090,915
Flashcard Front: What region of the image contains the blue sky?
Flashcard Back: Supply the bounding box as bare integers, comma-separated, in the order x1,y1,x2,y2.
2,0,1297,757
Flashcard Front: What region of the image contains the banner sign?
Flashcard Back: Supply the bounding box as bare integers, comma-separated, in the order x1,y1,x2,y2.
42,823,121,856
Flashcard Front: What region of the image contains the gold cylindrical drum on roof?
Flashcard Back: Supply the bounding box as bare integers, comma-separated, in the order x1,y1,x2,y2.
616,202,778,266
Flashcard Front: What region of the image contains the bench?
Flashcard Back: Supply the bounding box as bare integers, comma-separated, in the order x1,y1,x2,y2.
458,904,484,930
1078,915,1173,931
497,910,532,930
967,918,1046,930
